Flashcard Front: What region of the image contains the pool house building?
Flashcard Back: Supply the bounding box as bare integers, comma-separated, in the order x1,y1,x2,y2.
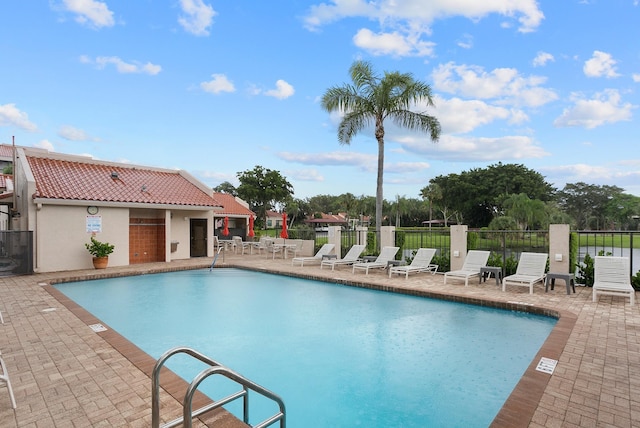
7,145,228,273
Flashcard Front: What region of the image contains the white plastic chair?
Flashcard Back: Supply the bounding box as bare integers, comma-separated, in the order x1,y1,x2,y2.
0,350,16,409
502,252,548,294
389,248,438,279
593,256,635,305
444,250,491,286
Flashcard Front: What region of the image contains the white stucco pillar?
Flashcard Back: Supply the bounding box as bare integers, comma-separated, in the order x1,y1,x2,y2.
549,224,570,273
328,226,342,259
450,225,468,271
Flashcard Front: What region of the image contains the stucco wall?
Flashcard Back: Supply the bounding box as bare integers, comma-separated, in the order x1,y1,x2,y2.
35,205,130,272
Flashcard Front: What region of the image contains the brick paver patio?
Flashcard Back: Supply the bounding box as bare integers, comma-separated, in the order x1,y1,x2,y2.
0,252,638,427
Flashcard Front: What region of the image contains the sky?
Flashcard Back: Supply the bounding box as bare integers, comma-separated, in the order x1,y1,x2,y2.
1,1,640,202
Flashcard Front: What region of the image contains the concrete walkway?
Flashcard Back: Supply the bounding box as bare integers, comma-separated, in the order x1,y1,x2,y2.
0,253,638,427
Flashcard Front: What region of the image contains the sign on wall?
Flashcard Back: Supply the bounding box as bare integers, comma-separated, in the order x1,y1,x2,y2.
86,215,102,233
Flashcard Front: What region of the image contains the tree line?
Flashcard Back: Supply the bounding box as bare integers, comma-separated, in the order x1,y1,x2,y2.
214,162,640,231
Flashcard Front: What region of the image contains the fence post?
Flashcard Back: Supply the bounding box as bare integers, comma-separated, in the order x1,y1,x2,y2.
327,226,342,259
450,225,468,271
380,226,396,250
549,224,570,273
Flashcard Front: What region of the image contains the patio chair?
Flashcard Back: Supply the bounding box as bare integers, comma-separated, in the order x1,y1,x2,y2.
388,248,438,279
285,239,304,259
444,250,491,286
502,252,548,294
265,238,285,259
292,243,335,267
251,237,271,255
0,350,16,409
593,256,635,305
321,245,366,271
352,246,400,275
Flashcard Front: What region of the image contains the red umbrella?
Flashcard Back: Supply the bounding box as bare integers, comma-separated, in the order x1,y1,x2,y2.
248,215,255,238
222,216,229,236
280,212,288,239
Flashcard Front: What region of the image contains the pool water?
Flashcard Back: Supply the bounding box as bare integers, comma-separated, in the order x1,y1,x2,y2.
55,269,556,427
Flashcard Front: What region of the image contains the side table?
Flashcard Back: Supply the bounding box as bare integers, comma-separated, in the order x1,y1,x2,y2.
545,272,576,295
479,266,502,286
387,260,406,269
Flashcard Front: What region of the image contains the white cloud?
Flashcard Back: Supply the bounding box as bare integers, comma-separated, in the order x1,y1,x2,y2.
84,56,162,75
178,0,216,36
533,51,554,67
632,73,640,82
304,0,544,33
34,139,55,151
457,34,473,49
385,162,430,173
278,151,377,172
0,104,38,131
286,169,325,182
200,74,236,94
431,62,558,107
554,89,635,129
427,96,512,134
58,125,100,142
400,134,548,162
61,0,114,29
353,28,435,57
264,80,295,99
583,50,620,78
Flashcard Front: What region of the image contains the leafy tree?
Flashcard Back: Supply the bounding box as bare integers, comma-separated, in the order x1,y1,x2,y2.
556,182,624,230
429,163,555,227
213,181,237,196
236,166,293,227
502,193,547,230
420,183,442,229
321,60,441,249
307,194,339,215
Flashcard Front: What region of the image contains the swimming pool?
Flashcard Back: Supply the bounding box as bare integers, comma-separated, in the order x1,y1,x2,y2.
55,268,556,427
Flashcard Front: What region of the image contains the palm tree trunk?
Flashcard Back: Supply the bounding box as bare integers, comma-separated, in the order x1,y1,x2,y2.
375,122,385,252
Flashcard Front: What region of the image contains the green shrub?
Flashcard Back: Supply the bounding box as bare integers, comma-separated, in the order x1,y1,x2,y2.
432,252,450,272
467,231,478,250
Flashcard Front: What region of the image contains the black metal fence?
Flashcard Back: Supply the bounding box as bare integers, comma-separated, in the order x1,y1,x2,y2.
0,231,33,276
576,230,640,277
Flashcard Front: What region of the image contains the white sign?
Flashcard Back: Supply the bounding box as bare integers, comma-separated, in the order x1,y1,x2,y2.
536,357,558,375
86,215,102,233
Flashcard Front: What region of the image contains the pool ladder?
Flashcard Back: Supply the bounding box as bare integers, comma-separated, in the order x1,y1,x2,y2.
152,346,286,428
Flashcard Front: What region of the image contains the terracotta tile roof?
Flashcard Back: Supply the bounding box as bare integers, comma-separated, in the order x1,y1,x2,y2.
28,156,221,207
213,193,255,217
0,144,14,159
305,212,349,224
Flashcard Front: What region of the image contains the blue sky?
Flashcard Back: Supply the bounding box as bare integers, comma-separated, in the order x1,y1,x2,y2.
1,0,639,201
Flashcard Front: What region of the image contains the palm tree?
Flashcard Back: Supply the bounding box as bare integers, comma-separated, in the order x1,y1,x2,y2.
420,183,442,229
321,60,440,249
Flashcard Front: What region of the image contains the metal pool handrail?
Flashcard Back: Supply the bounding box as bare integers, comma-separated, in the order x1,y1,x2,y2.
151,346,286,428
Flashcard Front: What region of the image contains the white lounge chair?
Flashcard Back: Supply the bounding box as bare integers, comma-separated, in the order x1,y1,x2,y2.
502,252,548,294
321,245,365,270
352,246,400,275
444,250,491,286
0,350,16,409
292,243,335,267
593,256,635,305
389,248,438,279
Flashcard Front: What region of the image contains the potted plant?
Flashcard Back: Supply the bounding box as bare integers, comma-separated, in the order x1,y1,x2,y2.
85,237,115,269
